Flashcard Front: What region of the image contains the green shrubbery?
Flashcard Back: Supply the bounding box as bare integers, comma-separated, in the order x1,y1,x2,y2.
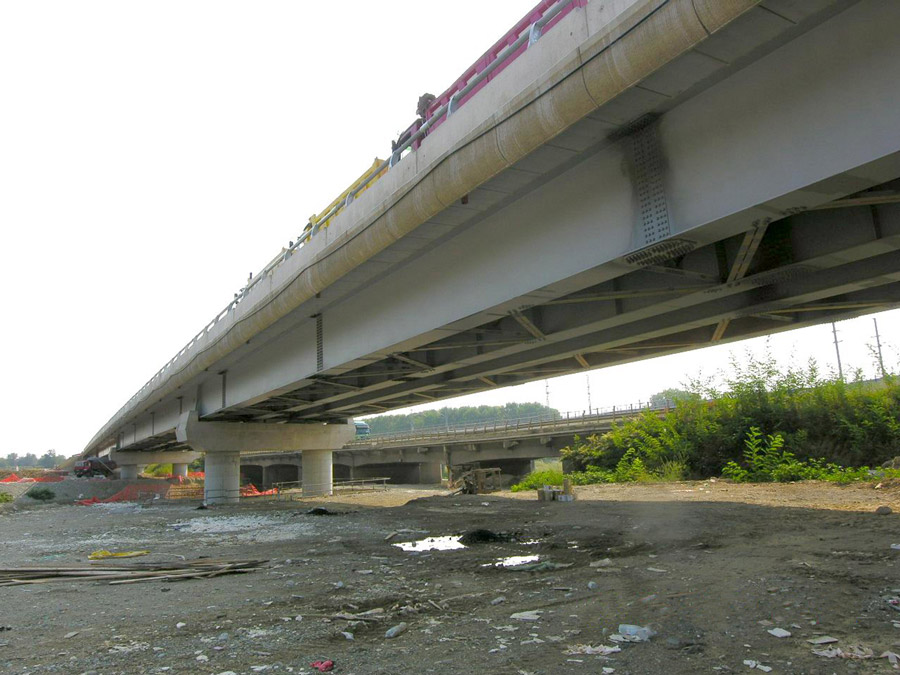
26,487,55,501
510,450,688,491
0,493,13,504
721,427,900,483
513,350,900,489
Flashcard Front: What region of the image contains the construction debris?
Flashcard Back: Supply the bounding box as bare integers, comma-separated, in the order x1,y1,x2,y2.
0,559,266,586
450,467,502,495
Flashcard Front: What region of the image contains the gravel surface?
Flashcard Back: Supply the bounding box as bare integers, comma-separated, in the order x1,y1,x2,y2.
1,481,900,674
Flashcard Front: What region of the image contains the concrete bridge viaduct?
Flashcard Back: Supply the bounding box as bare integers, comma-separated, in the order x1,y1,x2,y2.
240,407,650,487
82,0,900,502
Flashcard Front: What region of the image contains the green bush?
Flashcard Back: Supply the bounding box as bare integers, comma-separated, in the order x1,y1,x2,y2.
509,470,565,492
143,463,173,477
0,493,13,504
27,487,55,501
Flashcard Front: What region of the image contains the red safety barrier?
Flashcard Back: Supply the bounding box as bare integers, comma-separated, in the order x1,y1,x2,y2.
0,473,21,483
423,0,588,134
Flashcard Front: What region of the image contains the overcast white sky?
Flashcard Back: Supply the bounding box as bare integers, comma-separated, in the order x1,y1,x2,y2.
2,1,898,456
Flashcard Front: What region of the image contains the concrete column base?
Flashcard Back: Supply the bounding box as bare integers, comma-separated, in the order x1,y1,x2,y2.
205,452,241,504
302,449,333,497
119,465,145,480
172,463,189,478
418,462,443,484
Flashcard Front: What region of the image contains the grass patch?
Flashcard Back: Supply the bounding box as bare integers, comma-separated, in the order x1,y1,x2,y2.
0,493,13,504
510,470,565,492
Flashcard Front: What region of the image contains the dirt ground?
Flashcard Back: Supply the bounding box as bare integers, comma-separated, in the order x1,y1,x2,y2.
2,479,900,674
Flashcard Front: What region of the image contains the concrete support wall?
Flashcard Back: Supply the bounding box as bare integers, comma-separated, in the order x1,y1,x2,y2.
351,463,422,484
172,463,189,478
205,451,241,504
241,465,263,487
333,463,353,481
268,463,300,487
302,449,333,497
418,462,443,485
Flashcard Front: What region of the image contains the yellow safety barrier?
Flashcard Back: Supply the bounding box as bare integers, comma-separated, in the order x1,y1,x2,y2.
308,158,387,234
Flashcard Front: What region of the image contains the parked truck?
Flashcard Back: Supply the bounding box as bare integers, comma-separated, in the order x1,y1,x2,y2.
73,457,117,478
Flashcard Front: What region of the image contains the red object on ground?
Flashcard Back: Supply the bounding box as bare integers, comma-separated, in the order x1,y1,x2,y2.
240,484,278,497
311,660,334,672
1,474,63,483
76,482,171,506
188,471,205,479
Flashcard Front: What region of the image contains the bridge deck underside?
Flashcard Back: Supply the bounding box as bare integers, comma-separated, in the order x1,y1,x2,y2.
106,0,900,455
205,192,900,425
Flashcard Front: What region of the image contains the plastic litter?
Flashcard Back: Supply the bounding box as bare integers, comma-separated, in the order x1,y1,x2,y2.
310,660,334,672
813,645,874,660
767,627,791,638
564,644,621,656
510,610,542,621
619,624,656,640
743,660,772,672
508,561,572,572
807,636,838,644
385,622,408,639
590,558,613,568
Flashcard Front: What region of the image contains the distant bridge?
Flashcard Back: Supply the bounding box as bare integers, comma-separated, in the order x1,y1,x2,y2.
242,402,666,486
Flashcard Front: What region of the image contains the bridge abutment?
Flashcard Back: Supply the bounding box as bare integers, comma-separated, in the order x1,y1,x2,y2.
172,463,189,478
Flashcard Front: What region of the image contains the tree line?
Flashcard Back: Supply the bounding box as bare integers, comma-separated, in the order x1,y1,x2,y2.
0,450,62,469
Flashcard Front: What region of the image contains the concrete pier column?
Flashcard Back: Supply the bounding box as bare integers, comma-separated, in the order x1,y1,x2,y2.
204,451,241,504
418,462,443,484
302,449,333,497
172,463,189,478
119,465,144,480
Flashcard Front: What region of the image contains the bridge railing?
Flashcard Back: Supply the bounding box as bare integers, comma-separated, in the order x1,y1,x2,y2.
102,0,588,437
273,478,390,499
349,400,674,446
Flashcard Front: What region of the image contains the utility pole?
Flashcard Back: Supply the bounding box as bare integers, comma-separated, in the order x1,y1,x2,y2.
874,317,887,378
585,375,592,413
831,322,843,380
544,380,550,409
